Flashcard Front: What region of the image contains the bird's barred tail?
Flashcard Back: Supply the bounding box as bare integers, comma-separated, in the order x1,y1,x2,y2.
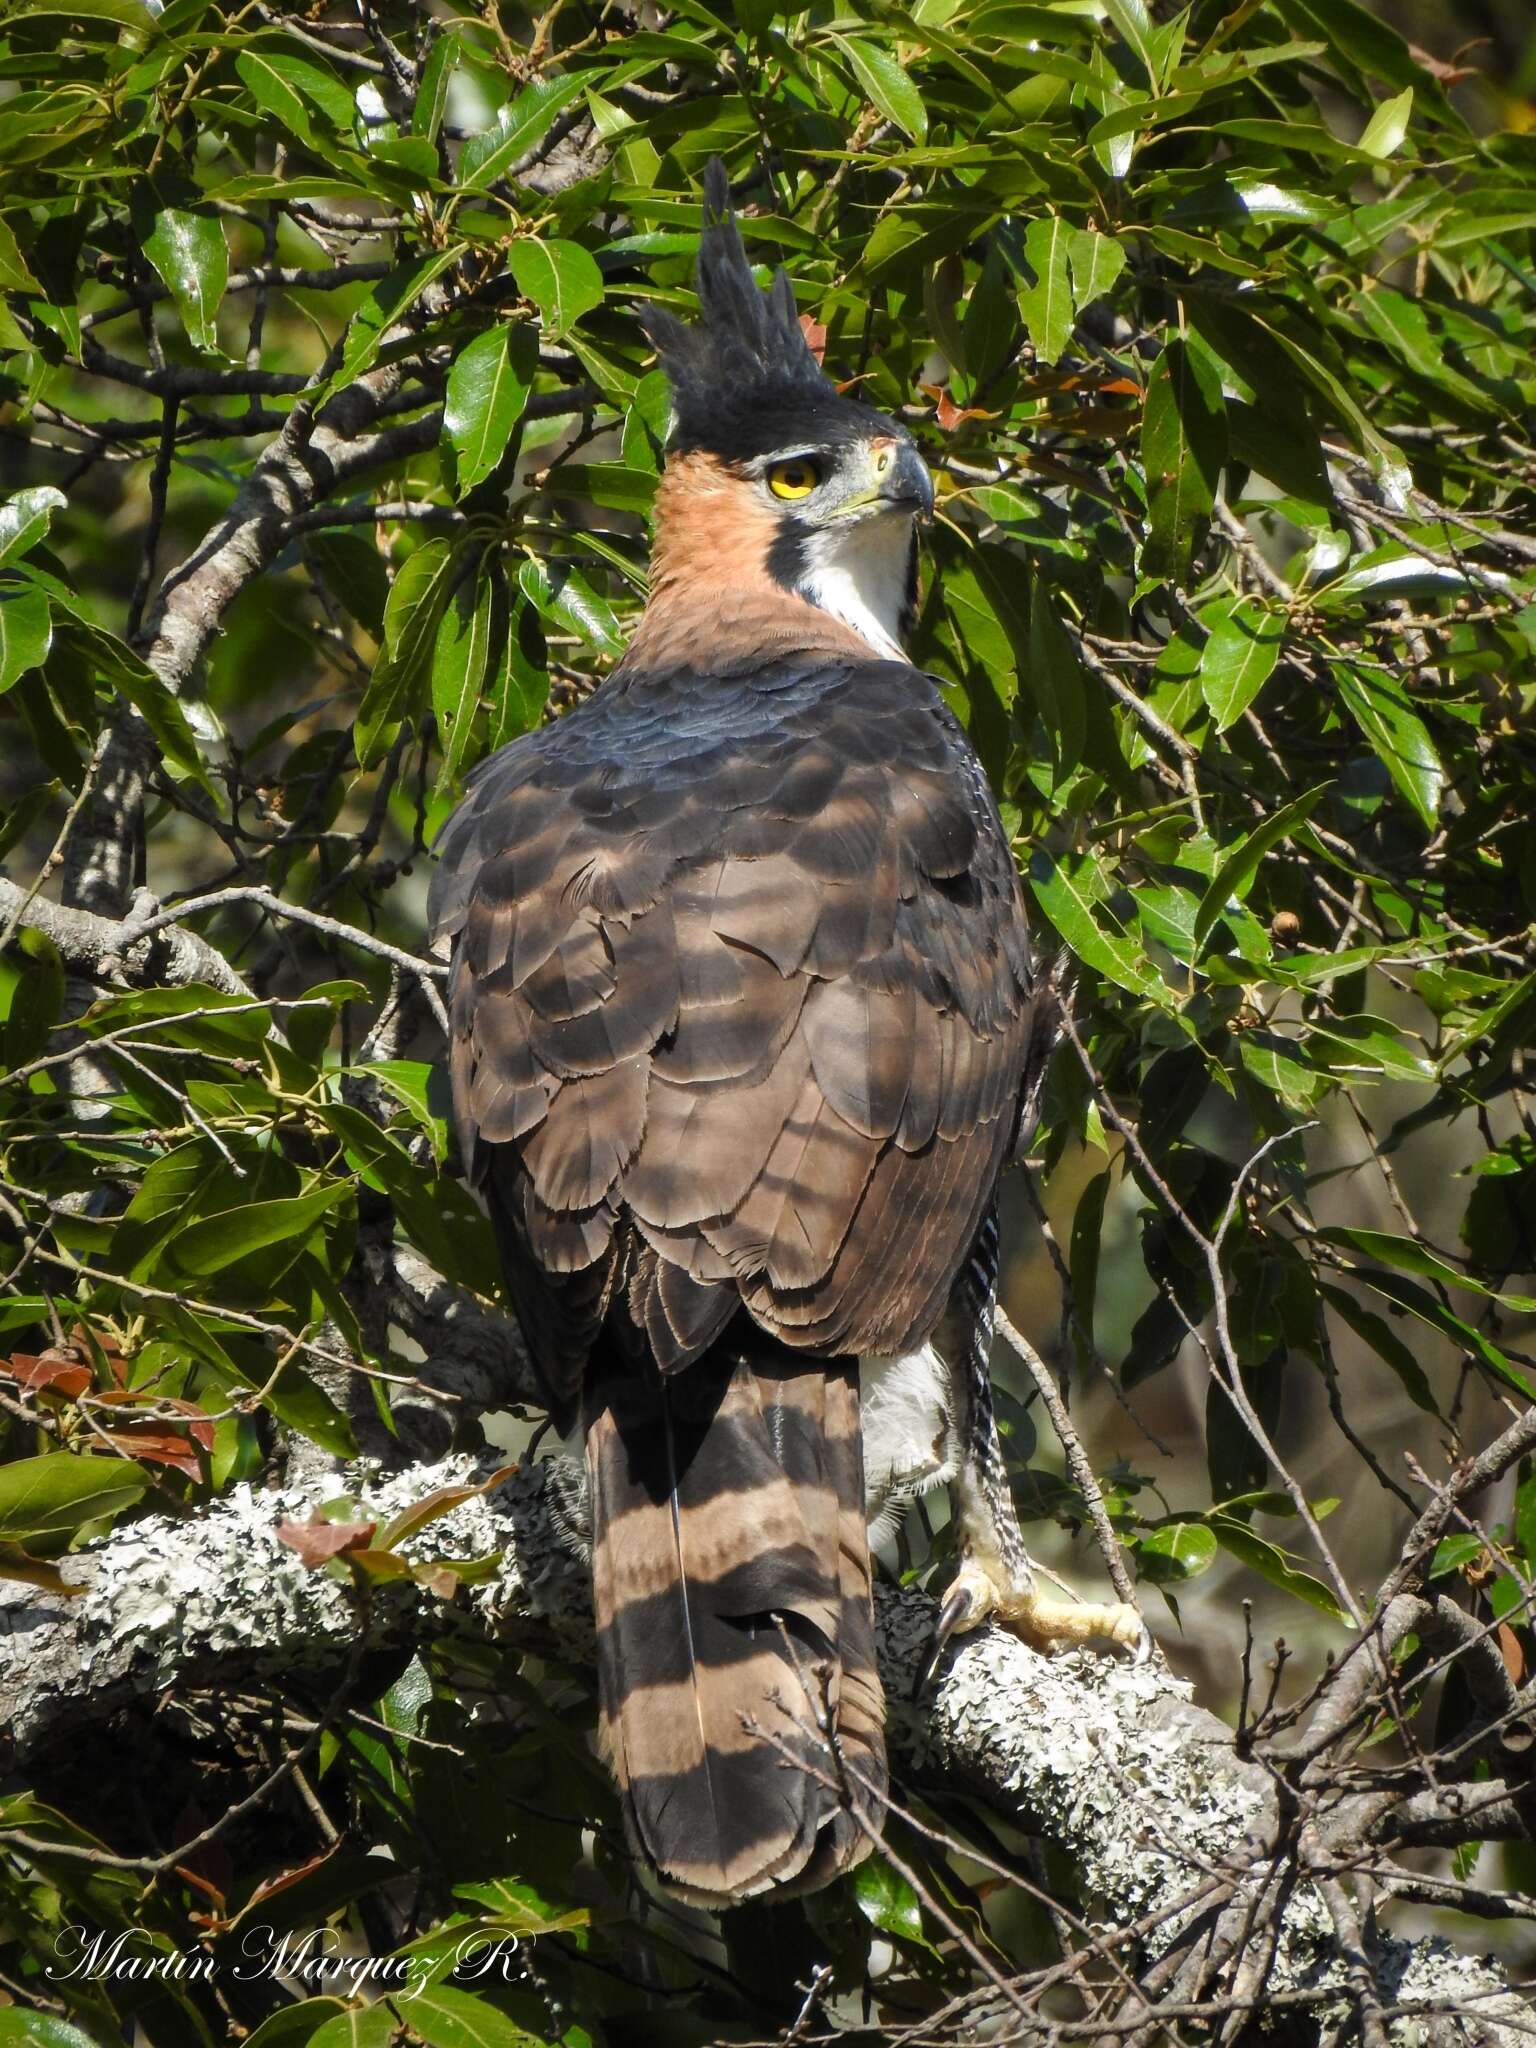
584,1332,886,1906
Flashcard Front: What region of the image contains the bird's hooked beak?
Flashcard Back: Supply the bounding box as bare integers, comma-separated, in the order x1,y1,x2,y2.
840,437,934,522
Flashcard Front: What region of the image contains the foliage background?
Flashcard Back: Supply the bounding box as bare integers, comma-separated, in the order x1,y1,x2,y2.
0,0,1535,2041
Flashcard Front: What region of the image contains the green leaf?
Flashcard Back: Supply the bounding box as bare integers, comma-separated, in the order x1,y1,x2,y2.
235,50,328,147
485,585,548,751
432,563,495,789
1138,1520,1218,1583
331,246,464,397
306,531,389,639
833,36,928,143
1066,226,1126,314
0,486,66,572
51,615,212,791
1141,338,1226,585
357,538,456,767
0,584,51,694
508,239,604,338
443,324,535,497
1024,573,1086,777
0,1453,147,1546
1102,0,1157,81
517,556,623,655
0,217,42,296
239,2000,350,2048
1029,849,1157,996
960,239,1016,385
307,2009,397,2048
171,1183,351,1278
401,1983,541,2048
458,73,590,190
451,1876,591,1936
1356,85,1413,158
1018,215,1074,366
1194,782,1331,950
1208,1514,1349,1621
853,1852,927,1944
1332,664,1443,831
142,208,227,354
1352,1271,1534,1403
412,26,461,144
1197,595,1284,732
1321,1229,1536,1313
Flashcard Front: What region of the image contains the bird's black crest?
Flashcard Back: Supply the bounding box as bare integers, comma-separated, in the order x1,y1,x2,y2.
642,159,892,463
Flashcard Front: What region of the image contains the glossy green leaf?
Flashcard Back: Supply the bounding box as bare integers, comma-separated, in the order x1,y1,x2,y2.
458,73,590,190
1358,85,1414,159
1066,226,1126,313
1018,215,1074,365
853,1852,927,1944
0,583,51,693
507,238,604,337
833,36,928,143
0,218,41,296
1332,664,1443,830
0,486,66,572
331,246,464,397
1208,1514,1349,1622
142,208,228,354
357,538,456,767
1029,848,1158,996
1141,338,1226,585
1197,595,1284,731
1194,783,1331,950
0,1453,147,1545
307,2008,397,2048
443,323,536,496
400,1983,541,2048
171,1182,352,1277
1138,1520,1217,1583
432,561,495,789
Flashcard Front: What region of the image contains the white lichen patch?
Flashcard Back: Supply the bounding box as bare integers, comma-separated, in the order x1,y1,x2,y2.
878,1587,1531,2043
914,1608,1269,1926
0,1453,590,1755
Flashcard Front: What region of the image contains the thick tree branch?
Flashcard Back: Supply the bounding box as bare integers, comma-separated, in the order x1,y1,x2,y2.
0,1455,1526,2043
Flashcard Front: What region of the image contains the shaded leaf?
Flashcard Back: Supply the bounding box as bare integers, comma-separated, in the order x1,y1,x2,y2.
143,208,227,354
444,323,536,497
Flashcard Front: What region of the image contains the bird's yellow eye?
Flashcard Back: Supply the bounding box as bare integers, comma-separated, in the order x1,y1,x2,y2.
767,457,821,500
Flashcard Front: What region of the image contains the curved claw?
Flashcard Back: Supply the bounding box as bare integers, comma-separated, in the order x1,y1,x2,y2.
915,1582,974,1697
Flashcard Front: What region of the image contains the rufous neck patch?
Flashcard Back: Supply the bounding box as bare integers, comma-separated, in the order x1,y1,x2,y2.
622,451,878,674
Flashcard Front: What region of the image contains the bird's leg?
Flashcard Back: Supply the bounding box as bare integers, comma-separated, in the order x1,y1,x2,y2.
931,1215,1147,1665
935,1351,1145,1658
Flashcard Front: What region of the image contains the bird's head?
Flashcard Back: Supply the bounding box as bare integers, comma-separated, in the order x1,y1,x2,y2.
637,161,932,664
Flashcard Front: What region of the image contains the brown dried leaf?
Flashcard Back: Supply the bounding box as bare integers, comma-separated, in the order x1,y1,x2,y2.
276,1512,378,1567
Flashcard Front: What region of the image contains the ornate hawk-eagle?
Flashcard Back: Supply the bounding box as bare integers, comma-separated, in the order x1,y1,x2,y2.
430,162,1142,1907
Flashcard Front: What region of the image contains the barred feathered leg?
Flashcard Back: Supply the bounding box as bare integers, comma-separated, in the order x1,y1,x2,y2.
921,1213,1146,1667
585,1332,885,1907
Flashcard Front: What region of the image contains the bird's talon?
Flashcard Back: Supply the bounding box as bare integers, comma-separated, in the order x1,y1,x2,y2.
931,1558,1150,1666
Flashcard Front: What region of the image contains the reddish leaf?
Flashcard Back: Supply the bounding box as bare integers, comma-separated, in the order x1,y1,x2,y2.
87,1392,215,1476
1498,1621,1526,1686
90,1390,216,1448
6,1351,91,1400
1408,40,1483,86
277,1512,378,1566
798,312,827,363
922,382,999,432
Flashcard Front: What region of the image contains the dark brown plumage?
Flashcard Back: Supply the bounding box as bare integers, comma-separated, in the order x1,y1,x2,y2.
429,161,1041,1905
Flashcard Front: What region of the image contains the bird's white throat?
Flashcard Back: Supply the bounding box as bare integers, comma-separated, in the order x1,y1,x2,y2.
797,514,912,661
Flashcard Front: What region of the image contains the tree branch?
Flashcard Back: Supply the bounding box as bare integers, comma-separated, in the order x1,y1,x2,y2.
1,1454,1527,2042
